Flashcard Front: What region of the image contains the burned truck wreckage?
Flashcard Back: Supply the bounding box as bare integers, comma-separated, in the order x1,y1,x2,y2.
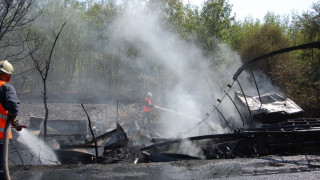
10,42,320,165
137,42,320,163
139,93,320,162
11,93,320,165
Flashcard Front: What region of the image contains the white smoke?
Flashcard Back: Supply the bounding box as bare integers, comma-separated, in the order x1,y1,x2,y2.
106,1,280,139
28,0,280,139
25,0,281,156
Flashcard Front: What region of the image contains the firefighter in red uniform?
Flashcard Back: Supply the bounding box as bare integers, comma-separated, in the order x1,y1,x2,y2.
142,92,154,129
0,60,20,179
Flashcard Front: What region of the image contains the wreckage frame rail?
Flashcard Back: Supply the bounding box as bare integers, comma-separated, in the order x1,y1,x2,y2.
142,118,320,159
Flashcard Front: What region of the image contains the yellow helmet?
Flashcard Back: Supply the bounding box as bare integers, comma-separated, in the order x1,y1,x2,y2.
0,60,14,75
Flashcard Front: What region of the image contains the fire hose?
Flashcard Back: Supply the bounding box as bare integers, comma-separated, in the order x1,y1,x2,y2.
154,106,216,135
2,120,26,180
154,106,202,121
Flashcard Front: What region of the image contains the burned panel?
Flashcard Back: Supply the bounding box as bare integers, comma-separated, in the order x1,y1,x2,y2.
234,91,304,124
29,117,89,139
85,123,128,149
29,116,44,130
33,119,89,144
56,123,129,164
46,120,88,136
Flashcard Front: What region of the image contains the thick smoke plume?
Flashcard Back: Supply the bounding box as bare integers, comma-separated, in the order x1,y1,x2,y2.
106,1,279,139
25,0,280,139
20,0,282,156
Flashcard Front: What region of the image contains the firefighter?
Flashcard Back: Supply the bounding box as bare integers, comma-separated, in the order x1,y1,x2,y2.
142,92,154,129
0,60,20,179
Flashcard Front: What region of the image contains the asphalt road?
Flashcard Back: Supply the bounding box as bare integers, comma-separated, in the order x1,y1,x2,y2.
10,155,320,180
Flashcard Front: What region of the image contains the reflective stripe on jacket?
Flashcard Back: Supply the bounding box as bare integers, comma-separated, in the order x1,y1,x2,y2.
0,80,12,140
142,97,152,113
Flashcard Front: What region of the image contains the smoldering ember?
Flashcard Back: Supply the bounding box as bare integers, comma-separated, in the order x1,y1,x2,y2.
1,0,320,180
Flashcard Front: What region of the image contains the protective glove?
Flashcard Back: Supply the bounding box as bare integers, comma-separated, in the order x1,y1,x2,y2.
7,114,17,127
11,118,18,127
8,114,25,131
11,118,23,131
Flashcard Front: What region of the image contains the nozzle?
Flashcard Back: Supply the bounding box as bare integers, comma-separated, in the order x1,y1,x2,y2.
11,120,27,131
15,125,27,131
17,124,27,131
16,126,22,131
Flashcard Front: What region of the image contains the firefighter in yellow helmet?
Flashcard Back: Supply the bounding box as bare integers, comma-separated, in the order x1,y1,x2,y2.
0,60,20,179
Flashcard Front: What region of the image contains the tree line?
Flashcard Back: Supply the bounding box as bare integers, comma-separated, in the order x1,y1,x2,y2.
0,0,319,117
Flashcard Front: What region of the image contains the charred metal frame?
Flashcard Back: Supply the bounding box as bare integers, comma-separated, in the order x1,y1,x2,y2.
56,123,128,164
249,69,262,108
233,41,320,81
213,104,231,131
142,118,320,159
224,90,244,127
236,79,254,127
140,41,320,162
230,41,320,129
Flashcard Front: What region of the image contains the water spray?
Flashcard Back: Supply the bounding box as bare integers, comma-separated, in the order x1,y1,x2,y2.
2,120,26,180
154,106,202,121
155,105,216,136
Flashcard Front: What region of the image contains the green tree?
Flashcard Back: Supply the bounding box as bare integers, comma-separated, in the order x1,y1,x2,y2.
226,17,261,50
292,2,320,116
238,13,290,74
188,0,234,68
200,0,234,39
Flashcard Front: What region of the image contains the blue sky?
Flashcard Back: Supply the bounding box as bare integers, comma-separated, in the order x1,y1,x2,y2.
183,0,318,21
